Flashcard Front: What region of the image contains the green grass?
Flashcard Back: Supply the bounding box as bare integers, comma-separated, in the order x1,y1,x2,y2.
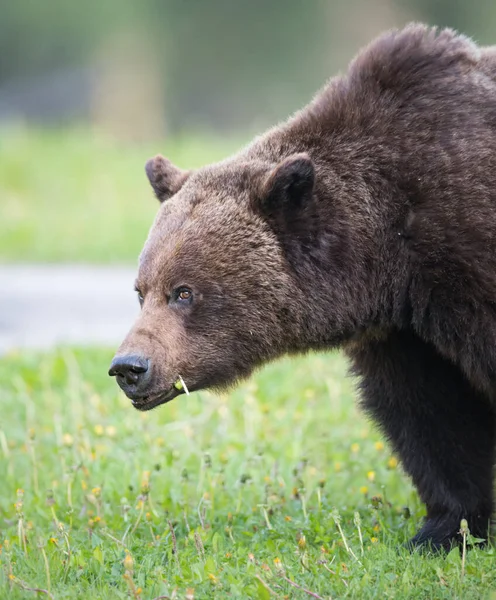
0,128,245,262
0,348,495,599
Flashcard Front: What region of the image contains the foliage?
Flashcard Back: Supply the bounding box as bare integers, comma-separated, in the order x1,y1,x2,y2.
4,2,496,132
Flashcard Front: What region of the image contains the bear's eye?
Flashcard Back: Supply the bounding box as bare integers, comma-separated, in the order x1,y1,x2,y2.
135,288,144,307
173,287,193,305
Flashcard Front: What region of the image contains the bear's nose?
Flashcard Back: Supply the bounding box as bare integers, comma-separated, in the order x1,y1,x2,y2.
108,354,150,387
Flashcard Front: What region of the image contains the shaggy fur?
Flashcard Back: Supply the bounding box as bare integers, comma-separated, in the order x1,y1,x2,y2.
110,24,496,550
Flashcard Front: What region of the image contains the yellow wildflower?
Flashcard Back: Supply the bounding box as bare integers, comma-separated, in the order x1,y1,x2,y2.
388,457,398,469
123,552,134,571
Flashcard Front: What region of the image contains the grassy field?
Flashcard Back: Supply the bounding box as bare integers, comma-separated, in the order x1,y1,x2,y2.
0,348,495,599
1,129,496,598
0,128,244,263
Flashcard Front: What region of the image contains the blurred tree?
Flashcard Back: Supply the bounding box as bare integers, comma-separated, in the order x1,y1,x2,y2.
148,0,333,131
0,1,136,80
1,0,496,134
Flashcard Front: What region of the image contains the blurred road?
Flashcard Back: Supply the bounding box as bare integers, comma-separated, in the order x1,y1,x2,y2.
0,265,139,354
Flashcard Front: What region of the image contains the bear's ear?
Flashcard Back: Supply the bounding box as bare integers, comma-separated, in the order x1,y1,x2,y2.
145,155,190,202
254,153,316,236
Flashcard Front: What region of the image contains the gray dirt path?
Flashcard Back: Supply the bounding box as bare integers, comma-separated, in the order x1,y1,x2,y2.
0,265,139,354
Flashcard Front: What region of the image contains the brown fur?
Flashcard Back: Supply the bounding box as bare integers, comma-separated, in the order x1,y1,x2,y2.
110,23,496,550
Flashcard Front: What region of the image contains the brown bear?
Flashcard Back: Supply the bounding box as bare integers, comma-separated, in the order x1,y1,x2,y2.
109,24,496,551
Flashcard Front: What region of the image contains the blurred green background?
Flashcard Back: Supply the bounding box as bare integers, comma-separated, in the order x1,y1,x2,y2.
2,0,496,262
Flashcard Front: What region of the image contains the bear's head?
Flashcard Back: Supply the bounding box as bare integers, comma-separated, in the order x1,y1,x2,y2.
109,151,321,410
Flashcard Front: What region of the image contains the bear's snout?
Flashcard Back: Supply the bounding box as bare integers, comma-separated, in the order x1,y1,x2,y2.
108,354,151,398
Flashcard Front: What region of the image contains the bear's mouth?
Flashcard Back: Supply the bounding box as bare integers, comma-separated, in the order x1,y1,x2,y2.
130,387,182,411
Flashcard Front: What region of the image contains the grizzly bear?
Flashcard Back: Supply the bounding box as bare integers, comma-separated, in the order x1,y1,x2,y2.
109,24,496,550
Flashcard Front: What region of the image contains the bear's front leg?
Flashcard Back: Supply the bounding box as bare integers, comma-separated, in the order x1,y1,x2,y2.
348,329,495,551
